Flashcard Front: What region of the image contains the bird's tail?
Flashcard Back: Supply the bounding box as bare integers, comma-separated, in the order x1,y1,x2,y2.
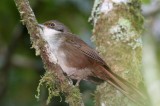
94,65,147,105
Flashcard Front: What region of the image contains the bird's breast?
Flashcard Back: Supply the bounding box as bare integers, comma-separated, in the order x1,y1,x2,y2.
57,51,75,75
56,50,93,80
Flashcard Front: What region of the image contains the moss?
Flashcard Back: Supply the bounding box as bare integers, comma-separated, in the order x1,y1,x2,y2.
65,86,82,106
92,0,144,106
35,71,61,105
35,71,82,106
93,0,143,50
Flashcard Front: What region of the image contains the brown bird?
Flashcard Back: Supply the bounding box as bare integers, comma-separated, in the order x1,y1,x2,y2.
39,20,146,105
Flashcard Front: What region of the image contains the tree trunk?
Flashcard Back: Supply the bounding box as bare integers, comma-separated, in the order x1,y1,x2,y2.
89,0,144,105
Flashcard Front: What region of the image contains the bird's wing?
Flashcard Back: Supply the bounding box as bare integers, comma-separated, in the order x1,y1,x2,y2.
64,33,106,65
62,33,147,105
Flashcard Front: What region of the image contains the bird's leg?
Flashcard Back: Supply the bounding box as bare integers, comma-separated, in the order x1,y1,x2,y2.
75,80,81,86
65,71,81,86
63,72,73,85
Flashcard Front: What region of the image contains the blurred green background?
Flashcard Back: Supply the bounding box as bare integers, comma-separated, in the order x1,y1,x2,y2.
0,0,159,106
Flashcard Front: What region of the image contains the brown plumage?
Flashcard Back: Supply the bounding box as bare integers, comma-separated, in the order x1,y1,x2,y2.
39,20,147,105
60,33,146,105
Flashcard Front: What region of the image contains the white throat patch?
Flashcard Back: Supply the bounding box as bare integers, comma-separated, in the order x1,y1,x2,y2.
39,24,62,64
40,25,60,43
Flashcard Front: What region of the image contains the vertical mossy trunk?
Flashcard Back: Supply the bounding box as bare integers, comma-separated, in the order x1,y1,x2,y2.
89,0,144,105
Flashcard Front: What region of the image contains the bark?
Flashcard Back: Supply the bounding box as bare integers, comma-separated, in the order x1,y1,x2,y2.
89,0,144,105
14,0,83,106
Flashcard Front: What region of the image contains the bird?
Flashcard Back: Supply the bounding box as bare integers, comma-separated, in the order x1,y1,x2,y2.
38,20,146,105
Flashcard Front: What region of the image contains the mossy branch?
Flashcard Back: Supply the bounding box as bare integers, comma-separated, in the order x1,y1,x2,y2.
14,0,83,106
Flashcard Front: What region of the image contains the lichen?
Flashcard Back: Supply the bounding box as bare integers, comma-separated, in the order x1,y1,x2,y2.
110,18,135,41
100,0,113,14
109,17,142,49
88,0,102,25
91,0,144,105
128,37,142,49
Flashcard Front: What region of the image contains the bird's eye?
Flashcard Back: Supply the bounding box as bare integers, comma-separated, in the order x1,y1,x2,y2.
49,23,55,27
